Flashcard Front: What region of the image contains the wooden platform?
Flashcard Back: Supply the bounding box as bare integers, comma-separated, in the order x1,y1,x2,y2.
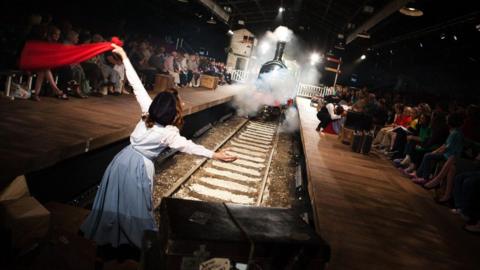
296,97,480,270
0,85,238,189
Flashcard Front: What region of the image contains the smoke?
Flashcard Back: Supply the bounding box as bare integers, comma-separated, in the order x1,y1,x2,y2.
279,106,300,133
232,26,321,132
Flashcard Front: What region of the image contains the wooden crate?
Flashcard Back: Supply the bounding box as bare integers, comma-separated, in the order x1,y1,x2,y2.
199,75,219,90
154,74,174,92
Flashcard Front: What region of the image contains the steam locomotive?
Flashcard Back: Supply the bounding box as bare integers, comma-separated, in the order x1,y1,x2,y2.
256,41,293,121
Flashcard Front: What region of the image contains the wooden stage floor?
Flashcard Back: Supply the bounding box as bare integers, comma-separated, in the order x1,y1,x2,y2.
296,97,480,270
0,86,238,188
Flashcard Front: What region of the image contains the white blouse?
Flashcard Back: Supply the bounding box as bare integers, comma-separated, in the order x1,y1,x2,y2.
124,58,214,163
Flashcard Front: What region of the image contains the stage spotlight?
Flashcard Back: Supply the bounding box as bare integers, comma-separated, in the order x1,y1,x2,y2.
279,7,285,13
453,35,458,41
440,33,446,40
360,54,366,60
310,53,321,65
476,24,480,31
419,42,423,48
227,29,234,35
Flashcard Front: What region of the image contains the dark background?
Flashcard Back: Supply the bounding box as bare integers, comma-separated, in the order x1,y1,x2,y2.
1,0,479,101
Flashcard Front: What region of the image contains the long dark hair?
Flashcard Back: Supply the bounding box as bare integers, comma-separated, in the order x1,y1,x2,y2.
142,89,184,128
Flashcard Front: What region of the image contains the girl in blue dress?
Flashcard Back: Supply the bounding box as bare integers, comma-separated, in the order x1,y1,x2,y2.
80,44,236,249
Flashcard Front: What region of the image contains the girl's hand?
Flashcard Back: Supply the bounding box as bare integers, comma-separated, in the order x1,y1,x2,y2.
213,148,237,162
111,44,127,60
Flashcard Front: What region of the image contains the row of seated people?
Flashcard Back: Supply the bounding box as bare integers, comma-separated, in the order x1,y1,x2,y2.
2,20,229,101
127,40,232,90
314,88,480,233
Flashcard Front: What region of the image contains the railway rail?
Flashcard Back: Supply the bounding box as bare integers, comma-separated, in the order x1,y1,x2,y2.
156,118,281,208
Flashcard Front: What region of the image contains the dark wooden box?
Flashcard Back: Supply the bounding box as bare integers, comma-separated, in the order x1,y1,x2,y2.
142,198,330,270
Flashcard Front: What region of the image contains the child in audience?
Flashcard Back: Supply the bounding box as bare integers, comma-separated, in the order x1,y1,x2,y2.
412,112,464,185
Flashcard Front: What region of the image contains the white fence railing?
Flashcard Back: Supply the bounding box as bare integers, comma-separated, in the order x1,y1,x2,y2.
296,83,335,98
231,69,249,82
230,69,335,99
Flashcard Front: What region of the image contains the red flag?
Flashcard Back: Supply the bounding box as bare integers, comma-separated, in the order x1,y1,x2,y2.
19,37,123,70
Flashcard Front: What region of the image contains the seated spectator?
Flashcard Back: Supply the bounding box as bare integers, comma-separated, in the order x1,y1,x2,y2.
179,53,189,87
373,104,412,152
452,170,480,233
164,51,180,86
188,54,200,87
32,26,68,101
412,112,465,185
400,105,450,175
148,46,167,74
394,113,431,167
57,29,88,98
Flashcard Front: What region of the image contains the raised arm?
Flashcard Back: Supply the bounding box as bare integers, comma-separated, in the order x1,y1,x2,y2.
161,126,236,161
112,44,152,113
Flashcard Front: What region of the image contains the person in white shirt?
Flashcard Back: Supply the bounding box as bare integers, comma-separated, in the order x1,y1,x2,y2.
81,44,236,249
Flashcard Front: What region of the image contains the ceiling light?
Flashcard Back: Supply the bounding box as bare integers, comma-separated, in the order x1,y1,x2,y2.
357,32,370,39
227,29,234,35
363,6,374,13
207,16,216,24
419,42,423,48
440,33,446,40
453,35,458,41
279,7,285,13
399,4,423,17
360,54,366,60
476,24,480,31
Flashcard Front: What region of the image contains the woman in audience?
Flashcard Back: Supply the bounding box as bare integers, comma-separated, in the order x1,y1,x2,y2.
373,104,412,152
388,107,420,157
80,44,236,250
31,26,69,101
412,112,464,185
316,95,346,133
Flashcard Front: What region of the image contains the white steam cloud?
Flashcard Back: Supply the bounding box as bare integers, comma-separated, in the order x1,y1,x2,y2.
232,26,321,132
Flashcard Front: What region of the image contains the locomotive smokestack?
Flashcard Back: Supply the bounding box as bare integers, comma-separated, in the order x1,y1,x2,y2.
273,41,286,61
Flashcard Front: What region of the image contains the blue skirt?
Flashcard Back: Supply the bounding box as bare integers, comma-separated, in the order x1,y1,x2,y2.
80,145,157,248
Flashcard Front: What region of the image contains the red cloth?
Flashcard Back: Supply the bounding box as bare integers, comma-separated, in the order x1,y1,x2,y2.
394,115,412,128
324,122,337,134
19,37,123,70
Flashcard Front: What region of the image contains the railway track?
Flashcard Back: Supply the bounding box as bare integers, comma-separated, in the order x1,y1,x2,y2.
160,119,280,207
